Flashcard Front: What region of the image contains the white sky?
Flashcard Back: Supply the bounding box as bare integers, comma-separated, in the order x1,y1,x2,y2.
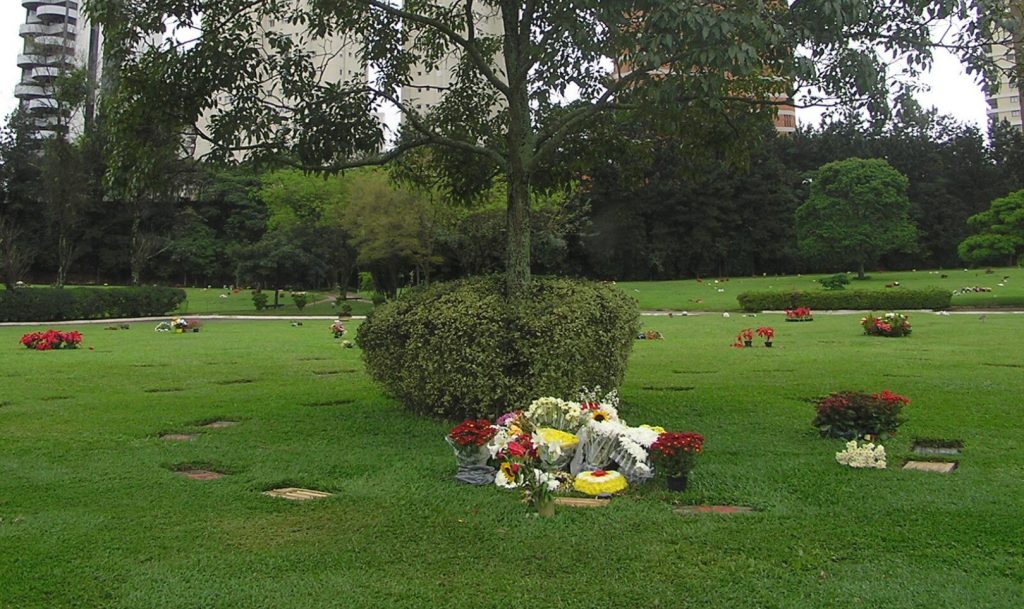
0,5,990,133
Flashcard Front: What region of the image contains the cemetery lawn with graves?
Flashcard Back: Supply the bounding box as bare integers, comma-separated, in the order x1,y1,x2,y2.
619,266,1024,311
1,313,1023,608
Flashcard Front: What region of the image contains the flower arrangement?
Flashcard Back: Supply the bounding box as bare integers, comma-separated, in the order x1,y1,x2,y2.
448,387,703,506
636,329,664,340
732,328,754,348
813,390,909,439
446,419,498,466
648,432,705,479
861,312,912,337
170,318,201,333
756,326,775,346
785,307,814,322
525,397,584,432
573,469,628,496
330,319,347,338
835,440,887,469
19,329,82,350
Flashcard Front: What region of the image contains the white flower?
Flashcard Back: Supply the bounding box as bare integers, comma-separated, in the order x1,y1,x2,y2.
494,468,519,489
835,441,887,469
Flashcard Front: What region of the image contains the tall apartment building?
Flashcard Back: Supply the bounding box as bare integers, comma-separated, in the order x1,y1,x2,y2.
191,8,370,158
400,5,505,115
985,39,1023,130
14,0,102,139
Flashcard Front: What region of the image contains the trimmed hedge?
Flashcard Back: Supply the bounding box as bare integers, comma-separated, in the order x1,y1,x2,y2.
0,287,187,322
357,276,640,419
736,288,952,312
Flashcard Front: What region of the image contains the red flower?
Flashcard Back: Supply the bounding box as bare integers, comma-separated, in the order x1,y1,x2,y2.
447,419,497,447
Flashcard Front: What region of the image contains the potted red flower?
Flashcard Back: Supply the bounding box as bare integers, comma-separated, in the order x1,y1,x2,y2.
446,419,498,467
737,328,754,348
649,432,705,491
756,326,775,347
785,307,813,322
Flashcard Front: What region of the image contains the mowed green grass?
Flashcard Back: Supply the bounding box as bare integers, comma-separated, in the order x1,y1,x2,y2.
1,315,1023,608
173,288,373,317
619,266,1024,311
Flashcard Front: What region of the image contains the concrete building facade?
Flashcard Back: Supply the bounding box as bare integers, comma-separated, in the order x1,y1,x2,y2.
986,40,1023,130
15,0,102,139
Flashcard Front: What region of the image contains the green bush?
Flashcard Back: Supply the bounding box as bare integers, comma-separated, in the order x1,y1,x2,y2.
252,291,268,311
371,293,387,306
736,288,952,312
291,292,308,310
0,286,186,322
357,276,641,419
819,273,850,290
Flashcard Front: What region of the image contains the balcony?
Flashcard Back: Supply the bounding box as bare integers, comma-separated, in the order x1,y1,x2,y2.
32,35,77,51
14,82,49,99
19,22,76,37
25,98,61,114
23,0,78,9
36,6,78,23
29,66,63,82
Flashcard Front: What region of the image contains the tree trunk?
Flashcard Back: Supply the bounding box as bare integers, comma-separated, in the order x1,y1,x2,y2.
858,262,865,280
502,2,532,297
129,213,143,286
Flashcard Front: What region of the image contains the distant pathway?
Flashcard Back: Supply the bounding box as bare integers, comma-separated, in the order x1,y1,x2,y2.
2,309,1022,327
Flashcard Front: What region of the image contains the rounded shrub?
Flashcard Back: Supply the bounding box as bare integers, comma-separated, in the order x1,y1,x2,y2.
356,276,640,419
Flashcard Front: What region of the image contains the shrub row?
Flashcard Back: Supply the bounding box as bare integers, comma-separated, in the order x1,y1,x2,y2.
736,288,952,312
0,287,187,322
357,276,640,419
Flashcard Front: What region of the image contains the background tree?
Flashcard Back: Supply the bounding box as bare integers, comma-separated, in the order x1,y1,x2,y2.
958,189,1024,266
0,111,42,289
88,0,1005,294
796,158,918,279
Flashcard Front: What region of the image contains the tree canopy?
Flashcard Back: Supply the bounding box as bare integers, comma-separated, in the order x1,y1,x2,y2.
796,157,918,278
958,189,1024,266
86,0,1007,293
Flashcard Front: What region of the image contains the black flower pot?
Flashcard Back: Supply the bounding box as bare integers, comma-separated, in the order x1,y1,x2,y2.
743,340,753,348
765,341,772,348
666,475,688,492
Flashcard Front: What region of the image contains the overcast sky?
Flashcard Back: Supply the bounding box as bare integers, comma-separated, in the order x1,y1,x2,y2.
0,5,991,133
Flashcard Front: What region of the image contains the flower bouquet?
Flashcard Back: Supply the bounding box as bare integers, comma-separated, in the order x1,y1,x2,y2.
577,419,628,470
835,440,887,469
861,312,911,337
609,425,661,484
19,330,82,350
533,427,579,471
447,419,498,467
525,397,585,432
648,432,705,491
785,307,814,322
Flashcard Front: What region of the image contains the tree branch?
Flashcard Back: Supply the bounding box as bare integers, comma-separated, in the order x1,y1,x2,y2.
363,0,509,97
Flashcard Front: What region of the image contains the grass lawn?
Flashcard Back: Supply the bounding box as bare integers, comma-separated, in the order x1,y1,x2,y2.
1,315,1023,608
173,288,374,317
619,266,1024,311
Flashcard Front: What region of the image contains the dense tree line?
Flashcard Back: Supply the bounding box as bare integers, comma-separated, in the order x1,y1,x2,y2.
2,105,1022,290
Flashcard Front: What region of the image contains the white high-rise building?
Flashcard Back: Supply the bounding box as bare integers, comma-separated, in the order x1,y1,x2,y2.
191,8,370,158
986,39,1022,130
400,5,505,116
15,0,103,139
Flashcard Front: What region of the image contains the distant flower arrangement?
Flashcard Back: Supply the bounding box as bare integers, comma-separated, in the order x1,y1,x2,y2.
861,312,911,337
785,307,814,321
20,329,82,350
